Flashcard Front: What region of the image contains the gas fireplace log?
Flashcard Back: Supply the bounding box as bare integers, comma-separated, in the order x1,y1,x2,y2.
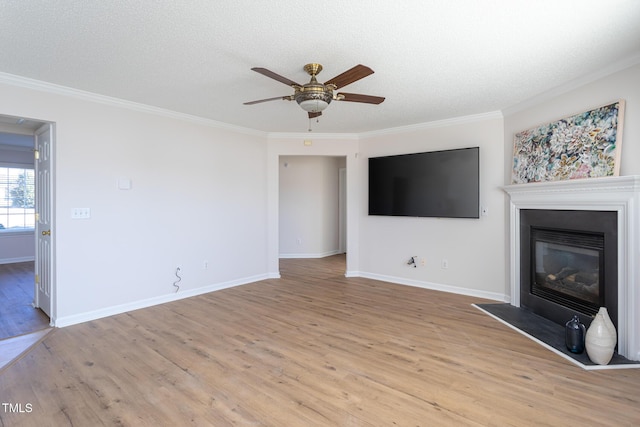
575,272,598,286
546,267,579,281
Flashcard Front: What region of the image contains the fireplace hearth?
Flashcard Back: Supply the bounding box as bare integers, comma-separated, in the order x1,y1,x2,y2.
504,176,640,361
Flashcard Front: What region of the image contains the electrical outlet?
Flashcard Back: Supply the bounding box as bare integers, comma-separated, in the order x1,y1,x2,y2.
203,260,208,270
441,259,449,269
420,258,426,266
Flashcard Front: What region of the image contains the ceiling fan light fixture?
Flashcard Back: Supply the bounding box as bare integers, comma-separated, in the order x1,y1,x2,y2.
298,98,329,113
245,63,384,117
295,85,333,113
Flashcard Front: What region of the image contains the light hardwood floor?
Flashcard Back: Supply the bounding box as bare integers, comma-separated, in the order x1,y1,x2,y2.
1,255,639,426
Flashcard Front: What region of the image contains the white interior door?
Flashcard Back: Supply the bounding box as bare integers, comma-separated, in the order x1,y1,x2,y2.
34,124,53,320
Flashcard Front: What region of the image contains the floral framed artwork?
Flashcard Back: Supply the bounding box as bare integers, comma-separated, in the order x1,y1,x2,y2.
511,100,625,184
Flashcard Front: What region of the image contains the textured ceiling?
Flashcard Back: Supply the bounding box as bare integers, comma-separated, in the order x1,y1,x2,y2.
1,0,639,134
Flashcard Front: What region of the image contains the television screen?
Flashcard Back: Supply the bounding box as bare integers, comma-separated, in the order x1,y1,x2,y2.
368,147,479,218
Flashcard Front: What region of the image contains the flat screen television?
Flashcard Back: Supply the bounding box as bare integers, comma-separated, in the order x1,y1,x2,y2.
368,147,479,218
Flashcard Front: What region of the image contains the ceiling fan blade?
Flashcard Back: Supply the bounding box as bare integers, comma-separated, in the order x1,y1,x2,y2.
251,67,301,87
337,92,385,104
243,96,290,105
308,111,322,119
324,64,374,89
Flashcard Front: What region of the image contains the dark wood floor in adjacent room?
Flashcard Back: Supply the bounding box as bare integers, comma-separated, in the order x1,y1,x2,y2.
1,255,639,426
0,261,50,340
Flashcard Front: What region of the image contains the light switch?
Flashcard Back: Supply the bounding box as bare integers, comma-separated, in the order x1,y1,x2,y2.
71,208,91,219
118,178,132,190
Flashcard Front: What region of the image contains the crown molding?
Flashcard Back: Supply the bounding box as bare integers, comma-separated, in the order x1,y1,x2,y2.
267,132,358,140
8,52,636,141
502,52,640,117
270,111,504,140
357,111,504,139
0,72,266,138
0,72,506,140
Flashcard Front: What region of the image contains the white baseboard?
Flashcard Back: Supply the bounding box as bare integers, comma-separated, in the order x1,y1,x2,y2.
54,273,271,328
357,271,509,302
53,269,508,328
0,256,35,264
279,250,342,259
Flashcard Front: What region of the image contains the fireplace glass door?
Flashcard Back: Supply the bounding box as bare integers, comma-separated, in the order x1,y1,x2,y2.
531,228,604,316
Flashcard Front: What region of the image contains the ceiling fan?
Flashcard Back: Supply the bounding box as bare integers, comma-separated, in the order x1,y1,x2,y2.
243,63,385,119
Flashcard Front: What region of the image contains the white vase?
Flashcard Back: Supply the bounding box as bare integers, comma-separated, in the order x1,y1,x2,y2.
585,307,617,365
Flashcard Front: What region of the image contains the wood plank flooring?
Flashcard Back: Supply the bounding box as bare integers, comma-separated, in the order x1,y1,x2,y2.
1,255,639,426
0,261,50,340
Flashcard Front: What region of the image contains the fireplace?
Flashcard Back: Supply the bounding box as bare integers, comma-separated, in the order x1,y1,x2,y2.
532,229,602,313
519,209,617,333
504,176,640,361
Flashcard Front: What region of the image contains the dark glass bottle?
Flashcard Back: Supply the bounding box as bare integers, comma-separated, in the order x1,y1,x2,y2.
565,315,586,354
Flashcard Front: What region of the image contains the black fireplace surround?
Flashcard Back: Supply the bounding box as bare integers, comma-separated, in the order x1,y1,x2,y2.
520,209,618,333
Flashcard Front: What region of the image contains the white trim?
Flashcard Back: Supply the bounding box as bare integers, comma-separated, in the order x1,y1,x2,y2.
54,273,270,328
472,304,640,371
0,69,502,141
502,53,640,117
0,72,265,138
279,250,341,259
503,175,640,361
267,132,358,140
0,256,34,264
0,229,35,236
359,111,503,139
358,271,508,302
1,59,638,140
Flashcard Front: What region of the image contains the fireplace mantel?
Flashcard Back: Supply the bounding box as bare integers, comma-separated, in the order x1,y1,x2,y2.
504,175,640,361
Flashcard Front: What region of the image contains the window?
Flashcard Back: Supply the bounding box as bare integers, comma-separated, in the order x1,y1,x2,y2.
0,166,35,231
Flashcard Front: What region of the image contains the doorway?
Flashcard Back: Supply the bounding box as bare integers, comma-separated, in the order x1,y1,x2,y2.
0,115,54,340
267,142,358,278
278,156,346,259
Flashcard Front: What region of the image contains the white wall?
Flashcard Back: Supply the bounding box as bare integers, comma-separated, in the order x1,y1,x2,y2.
279,155,343,257
2,62,636,327
0,231,33,263
358,114,508,300
267,135,360,276
504,63,640,181
0,81,269,325
502,62,640,303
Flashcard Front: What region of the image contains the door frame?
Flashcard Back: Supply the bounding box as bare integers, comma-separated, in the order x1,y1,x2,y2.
267,138,360,278
338,167,347,254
